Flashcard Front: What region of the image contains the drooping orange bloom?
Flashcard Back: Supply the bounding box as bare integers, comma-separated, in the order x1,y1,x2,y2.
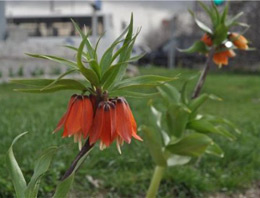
201,33,213,47
213,49,236,68
229,33,248,50
53,94,94,144
89,97,142,152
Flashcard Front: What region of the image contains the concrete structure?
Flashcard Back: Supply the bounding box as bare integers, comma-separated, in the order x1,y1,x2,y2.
0,1,6,40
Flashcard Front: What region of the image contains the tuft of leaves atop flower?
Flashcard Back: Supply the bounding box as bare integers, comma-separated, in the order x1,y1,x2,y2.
11,15,175,98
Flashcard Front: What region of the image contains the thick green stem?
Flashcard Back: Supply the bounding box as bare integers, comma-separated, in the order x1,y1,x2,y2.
146,166,165,198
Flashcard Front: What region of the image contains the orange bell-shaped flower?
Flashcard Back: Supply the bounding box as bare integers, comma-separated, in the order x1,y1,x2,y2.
213,49,236,68
89,97,142,153
229,33,248,50
53,94,94,144
201,33,213,47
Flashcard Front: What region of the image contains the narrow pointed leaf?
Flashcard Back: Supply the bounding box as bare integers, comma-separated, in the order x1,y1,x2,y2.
77,37,100,85
113,75,175,90
166,133,213,157
166,103,191,138
53,147,93,198
25,147,57,198
41,69,78,91
226,12,244,27
12,79,87,92
178,41,209,54
187,119,236,140
206,142,224,158
157,83,181,105
166,154,191,167
213,24,228,45
141,126,167,166
6,132,28,198
53,174,75,198
26,54,78,69
109,90,159,98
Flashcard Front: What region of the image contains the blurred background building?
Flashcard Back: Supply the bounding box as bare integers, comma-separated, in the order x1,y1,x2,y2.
0,0,259,82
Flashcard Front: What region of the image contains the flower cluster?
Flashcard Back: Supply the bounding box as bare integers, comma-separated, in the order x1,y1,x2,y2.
182,2,251,68
201,32,248,67
54,94,142,152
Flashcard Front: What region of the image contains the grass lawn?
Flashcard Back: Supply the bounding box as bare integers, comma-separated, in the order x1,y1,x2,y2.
0,67,260,198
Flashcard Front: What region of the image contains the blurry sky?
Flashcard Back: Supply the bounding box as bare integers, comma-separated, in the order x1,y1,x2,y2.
5,1,194,42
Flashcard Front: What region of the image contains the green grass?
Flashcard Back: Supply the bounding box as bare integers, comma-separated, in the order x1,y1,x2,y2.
1,67,260,197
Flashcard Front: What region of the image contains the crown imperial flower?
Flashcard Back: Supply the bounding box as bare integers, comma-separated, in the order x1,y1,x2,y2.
213,49,236,68
12,15,174,152
53,95,94,146
201,33,213,47
229,33,248,50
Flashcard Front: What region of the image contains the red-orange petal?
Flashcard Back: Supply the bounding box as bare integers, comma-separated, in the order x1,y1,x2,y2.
201,33,213,47
65,96,83,136
125,102,143,141
115,98,132,143
54,94,77,134
82,96,94,138
89,102,105,145
100,103,113,147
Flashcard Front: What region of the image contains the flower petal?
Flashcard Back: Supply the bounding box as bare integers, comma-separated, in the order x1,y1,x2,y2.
82,96,94,138
115,98,132,143
89,102,105,145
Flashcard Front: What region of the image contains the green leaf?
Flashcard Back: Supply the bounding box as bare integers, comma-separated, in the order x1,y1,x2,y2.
52,174,75,198
11,79,57,87
180,76,198,105
26,54,78,69
166,154,191,167
213,24,228,45
41,69,78,91
101,60,139,89
198,1,216,26
221,4,229,23
203,115,241,134
63,45,89,61
166,133,213,157
150,105,162,129
89,59,101,79
71,18,85,38
99,39,124,74
157,83,181,105
94,33,105,60
6,132,28,198
109,90,159,98
166,103,191,138
53,146,93,198
25,147,57,198
189,9,213,34
99,24,131,74
187,118,236,141
101,30,141,89
113,75,175,90
226,12,244,27
115,30,140,82
12,79,87,93
178,41,209,54
129,53,145,62
206,142,224,158
141,126,167,166
77,37,100,86
212,3,220,26
189,93,221,113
